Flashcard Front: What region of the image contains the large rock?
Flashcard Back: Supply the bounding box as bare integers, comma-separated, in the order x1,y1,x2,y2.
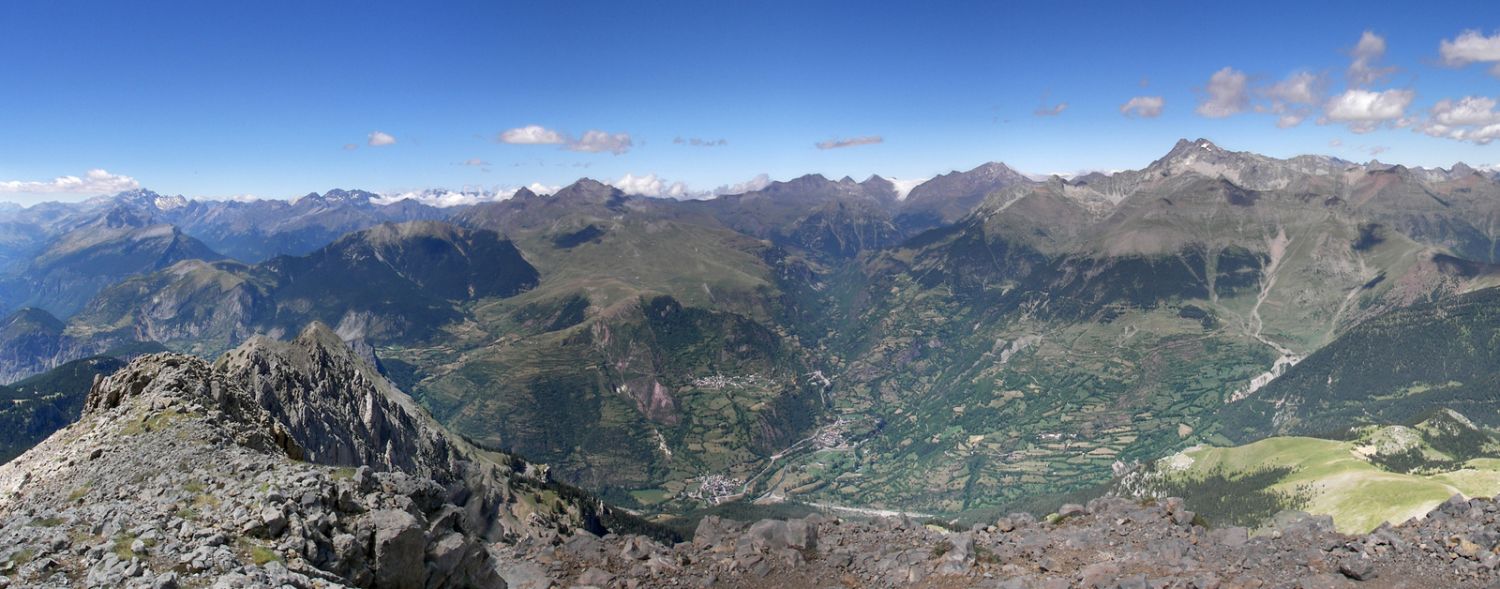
739,519,816,553
371,510,426,588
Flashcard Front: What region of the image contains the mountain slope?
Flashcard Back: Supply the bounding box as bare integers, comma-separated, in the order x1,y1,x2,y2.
730,139,1500,514
1220,284,1500,440
0,355,130,464
1124,409,1500,533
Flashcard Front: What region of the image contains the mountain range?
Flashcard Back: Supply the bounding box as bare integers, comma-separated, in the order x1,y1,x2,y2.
4,138,1500,525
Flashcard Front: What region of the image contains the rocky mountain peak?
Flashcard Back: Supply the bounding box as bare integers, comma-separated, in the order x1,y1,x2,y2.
320,188,378,203
896,161,1034,231
0,322,660,587
552,178,626,205
861,174,900,204
106,189,188,212
1151,138,1237,169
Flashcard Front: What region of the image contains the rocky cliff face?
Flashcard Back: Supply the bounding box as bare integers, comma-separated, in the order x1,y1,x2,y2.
0,324,638,588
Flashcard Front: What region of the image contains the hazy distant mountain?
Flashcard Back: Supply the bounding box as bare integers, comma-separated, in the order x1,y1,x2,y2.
684,173,905,259
0,213,223,318
68,221,538,358
896,161,1033,233
6,140,1500,521
116,188,452,262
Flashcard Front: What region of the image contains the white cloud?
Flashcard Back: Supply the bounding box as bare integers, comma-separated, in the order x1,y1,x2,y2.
0,168,140,195
1348,31,1396,86
887,177,928,200
372,183,561,207
498,125,635,155
569,130,634,154
1431,96,1500,126
367,131,397,147
1322,88,1414,133
342,143,358,151
1120,96,1164,118
710,173,772,196
1260,71,1326,128
1196,67,1249,118
459,158,491,167
1440,30,1500,74
815,135,883,150
498,125,566,145
592,173,788,200
1329,138,1343,148
1266,71,1324,105
1034,101,1068,116
612,173,692,198
1418,96,1500,144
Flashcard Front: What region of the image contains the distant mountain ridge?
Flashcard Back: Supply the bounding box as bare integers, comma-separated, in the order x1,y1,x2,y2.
5,138,1500,523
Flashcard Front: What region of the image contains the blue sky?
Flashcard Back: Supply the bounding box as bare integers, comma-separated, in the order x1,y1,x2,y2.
1,0,1498,203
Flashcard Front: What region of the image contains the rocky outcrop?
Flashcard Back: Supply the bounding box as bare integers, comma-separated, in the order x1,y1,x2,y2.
0,323,627,588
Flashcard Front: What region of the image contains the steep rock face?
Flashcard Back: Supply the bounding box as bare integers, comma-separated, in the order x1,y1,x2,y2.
216,325,540,542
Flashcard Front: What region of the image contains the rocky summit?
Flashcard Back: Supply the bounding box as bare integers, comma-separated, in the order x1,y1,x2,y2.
0,324,639,589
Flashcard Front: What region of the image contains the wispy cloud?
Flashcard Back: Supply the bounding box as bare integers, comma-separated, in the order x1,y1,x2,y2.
1440,30,1500,76
459,158,490,167
342,143,358,151
1033,101,1068,117
674,136,728,147
1120,96,1164,118
569,130,634,154
0,169,140,195
709,173,772,196
815,135,883,150
887,177,928,200
1195,67,1249,118
1348,31,1396,86
1262,71,1326,128
367,131,396,147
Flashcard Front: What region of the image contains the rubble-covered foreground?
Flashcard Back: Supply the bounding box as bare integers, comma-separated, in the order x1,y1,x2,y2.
513,495,1500,589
